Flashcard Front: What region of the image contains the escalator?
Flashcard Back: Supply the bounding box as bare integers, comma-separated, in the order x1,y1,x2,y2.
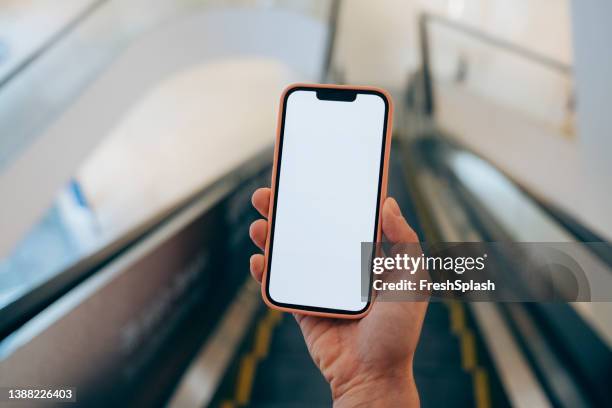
1,128,610,407
0,136,506,407
1,4,611,408
211,303,475,408
216,303,479,407
176,131,609,408
198,145,509,408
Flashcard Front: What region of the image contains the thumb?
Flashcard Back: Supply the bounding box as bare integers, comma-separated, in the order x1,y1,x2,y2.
382,197,418,244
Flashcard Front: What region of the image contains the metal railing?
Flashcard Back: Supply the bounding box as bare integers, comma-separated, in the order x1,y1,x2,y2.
417,12,573,116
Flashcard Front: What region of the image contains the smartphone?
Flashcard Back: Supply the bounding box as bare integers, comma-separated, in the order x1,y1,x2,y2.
262,84,393,319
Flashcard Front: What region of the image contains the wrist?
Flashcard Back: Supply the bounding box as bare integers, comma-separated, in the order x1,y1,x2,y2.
332,367,419,408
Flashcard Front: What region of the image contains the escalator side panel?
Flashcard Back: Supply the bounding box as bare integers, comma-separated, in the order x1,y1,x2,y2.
0,166,271,407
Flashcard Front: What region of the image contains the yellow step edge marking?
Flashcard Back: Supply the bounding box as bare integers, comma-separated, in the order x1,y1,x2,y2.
405,161,491,407
446,301,491,408
227,309,283,407
235,355,256,404
474,367,491,408
228,304,491,407
461,329,477,371
253,321,271,357
449,300,465,334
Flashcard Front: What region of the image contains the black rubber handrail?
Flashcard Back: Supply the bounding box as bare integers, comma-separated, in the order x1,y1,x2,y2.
0,147,272,341
400,133,610,407
438,133,612,265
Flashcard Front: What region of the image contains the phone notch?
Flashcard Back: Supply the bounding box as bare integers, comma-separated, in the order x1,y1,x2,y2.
316,88,357,102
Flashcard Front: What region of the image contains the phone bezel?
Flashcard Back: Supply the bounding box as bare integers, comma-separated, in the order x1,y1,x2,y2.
262,83,392,318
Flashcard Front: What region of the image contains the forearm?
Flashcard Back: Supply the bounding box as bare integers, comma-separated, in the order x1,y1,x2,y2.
332,372,419,408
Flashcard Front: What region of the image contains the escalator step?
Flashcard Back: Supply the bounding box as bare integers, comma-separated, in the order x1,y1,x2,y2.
421,302,452,328
251,316,330,403
415,303,475,407
250,302,468,406
415,334,462,368
249,404,329,408
416,369,475,408
267,318,464,369
251,356,332,403
269,320,309,354
414,303,463,369
414,360,467,376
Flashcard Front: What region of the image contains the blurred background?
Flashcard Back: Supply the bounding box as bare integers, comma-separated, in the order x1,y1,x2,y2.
0,0,611,407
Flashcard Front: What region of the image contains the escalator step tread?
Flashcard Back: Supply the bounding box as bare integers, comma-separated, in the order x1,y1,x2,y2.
420,303,451,327
415,336,462,365
250,302,469,405
270,320,309,354
414,360,465,374
413,302,464,370
251,317,331,403
419,327,454,341
416,370,475,408
249,404,329,408
251,357,332,403
258,355,320,371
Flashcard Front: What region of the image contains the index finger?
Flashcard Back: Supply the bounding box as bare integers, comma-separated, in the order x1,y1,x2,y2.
252,187,271,218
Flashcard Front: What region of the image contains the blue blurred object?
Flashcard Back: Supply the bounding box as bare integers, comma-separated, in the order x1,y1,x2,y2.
69,178,89,209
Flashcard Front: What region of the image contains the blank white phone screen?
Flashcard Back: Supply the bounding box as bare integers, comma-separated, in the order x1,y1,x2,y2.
268,89,387,312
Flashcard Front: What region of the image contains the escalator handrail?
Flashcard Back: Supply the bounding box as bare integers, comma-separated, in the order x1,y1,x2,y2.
399,133,611,407
0,0,107,89
416,130,612,268
438,134,612,262
412,16,610,259
0,147,272,341
417,12,572,115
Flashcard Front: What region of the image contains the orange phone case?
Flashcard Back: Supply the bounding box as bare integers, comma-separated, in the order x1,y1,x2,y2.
261,83,394,319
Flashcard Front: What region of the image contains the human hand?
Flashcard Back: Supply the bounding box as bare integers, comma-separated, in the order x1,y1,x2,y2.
249,188,427,407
